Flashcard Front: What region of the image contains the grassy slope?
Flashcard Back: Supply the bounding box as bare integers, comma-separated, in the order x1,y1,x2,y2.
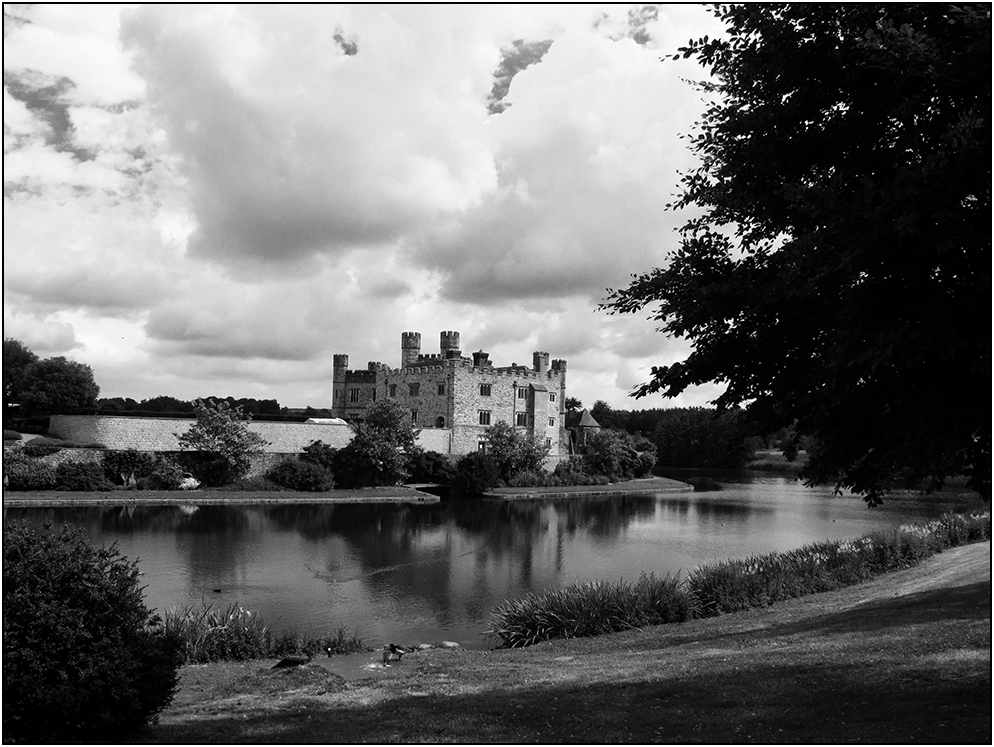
140,541,991,744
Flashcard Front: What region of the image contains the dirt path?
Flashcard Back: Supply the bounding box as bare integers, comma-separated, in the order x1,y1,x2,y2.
142,541,991,744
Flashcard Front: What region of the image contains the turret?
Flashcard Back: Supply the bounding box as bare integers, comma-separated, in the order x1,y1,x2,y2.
533,351,550,375
332,354,349,412
401,332,421,368
440,330,461,359
472,350,490,368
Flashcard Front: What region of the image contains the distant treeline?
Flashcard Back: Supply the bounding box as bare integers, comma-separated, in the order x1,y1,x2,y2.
588,401,789,470
89,396,334,422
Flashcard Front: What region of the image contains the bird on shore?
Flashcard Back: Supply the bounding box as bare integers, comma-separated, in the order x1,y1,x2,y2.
382,643,411,665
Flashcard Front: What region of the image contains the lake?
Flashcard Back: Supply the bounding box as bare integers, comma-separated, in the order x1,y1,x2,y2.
4,472,982,649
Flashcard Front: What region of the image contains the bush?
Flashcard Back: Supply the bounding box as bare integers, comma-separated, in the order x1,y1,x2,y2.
486,572,693,648
406,447,457,484
267,457,335,491
103,448,158,487
451,451,500,495
139,456,189,491
3,449,58,490
3,429,22,440
3,522,183,743
52,461,116,491
300,439,337,471
22,442,63,457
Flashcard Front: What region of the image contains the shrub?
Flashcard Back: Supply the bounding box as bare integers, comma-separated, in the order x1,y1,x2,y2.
22,442,63,457
267,457,335,491
3,429,22,440
52,461,116,491
139,456,189,491
486,572,692,648
3,522,183,743
300,439,337,471
452,451,500,495
4,449,58,490
333,432,408,488
406,447,457,484
103,448,158,487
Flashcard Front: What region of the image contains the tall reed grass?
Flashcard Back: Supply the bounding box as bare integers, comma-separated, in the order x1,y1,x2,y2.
486,572,693,647
486,510,990,648
162,600,366,664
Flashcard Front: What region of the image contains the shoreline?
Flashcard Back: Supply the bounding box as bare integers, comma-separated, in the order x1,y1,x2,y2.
1,477,694,507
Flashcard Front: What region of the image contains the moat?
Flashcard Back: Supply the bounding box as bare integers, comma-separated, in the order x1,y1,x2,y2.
4,473,981,649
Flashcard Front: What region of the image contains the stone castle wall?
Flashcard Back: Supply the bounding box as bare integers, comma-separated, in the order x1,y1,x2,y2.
47,415,453,458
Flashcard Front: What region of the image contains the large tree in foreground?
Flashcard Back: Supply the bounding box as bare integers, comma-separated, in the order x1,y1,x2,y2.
604,4,990,504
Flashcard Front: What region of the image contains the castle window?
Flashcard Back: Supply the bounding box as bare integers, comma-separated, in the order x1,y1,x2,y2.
372,389,377,402
479,410,491,425
409,383,420,397
515,412,528,427
389,384,397,398
549,417,555,427
546,438,552,449
349,389,361,403
517,387,527,399
550,393,556,402
478,438,487,452
480,383,492,396
435,416,445,428
411,409,419,424
437,382,445,395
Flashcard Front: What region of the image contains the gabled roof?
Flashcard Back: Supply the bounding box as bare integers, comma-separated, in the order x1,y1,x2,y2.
565,409,601,429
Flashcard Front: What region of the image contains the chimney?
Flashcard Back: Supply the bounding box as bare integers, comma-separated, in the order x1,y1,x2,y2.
472,350,490,368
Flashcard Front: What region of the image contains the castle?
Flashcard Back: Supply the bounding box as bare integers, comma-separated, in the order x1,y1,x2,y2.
331,331,567,457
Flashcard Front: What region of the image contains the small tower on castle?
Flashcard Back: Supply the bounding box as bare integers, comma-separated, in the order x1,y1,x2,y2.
533,351,550,375
401,332,421,368
332,354,349,411
440,330,461,359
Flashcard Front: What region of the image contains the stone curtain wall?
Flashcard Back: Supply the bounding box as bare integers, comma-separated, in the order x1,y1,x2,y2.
49,415,355,453
49,415,452,456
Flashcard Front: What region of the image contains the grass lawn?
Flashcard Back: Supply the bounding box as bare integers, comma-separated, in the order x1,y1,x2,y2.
137,541,991,744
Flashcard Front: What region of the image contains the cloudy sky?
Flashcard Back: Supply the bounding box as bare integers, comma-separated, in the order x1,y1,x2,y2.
4,3,727,411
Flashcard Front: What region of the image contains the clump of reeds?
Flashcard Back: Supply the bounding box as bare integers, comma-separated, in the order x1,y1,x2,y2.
486,572,693,648
162,600,366,663
486,510,990,647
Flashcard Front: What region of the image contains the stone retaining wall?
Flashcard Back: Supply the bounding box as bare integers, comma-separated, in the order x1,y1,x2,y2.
49,415,458,456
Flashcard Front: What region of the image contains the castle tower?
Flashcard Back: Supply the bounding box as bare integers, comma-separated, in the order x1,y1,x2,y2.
401,332,421,368
332,354,349,412
440,330,461,359
533,351,550,375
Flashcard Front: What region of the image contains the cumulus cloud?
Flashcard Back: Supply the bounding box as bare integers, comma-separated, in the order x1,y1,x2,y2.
4,4,727,409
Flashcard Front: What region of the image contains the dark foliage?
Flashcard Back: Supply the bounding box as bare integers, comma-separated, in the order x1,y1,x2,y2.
452,451,500,495
653,407,755,469
53,461,116,491
3,450,58,490
405,447,457,484
332,401,416,488
300,439,337,471
602,4,991,504
3,522,183,743
20,356,100,415
103,448,158,486
267,457,335,492
3,338,39,422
